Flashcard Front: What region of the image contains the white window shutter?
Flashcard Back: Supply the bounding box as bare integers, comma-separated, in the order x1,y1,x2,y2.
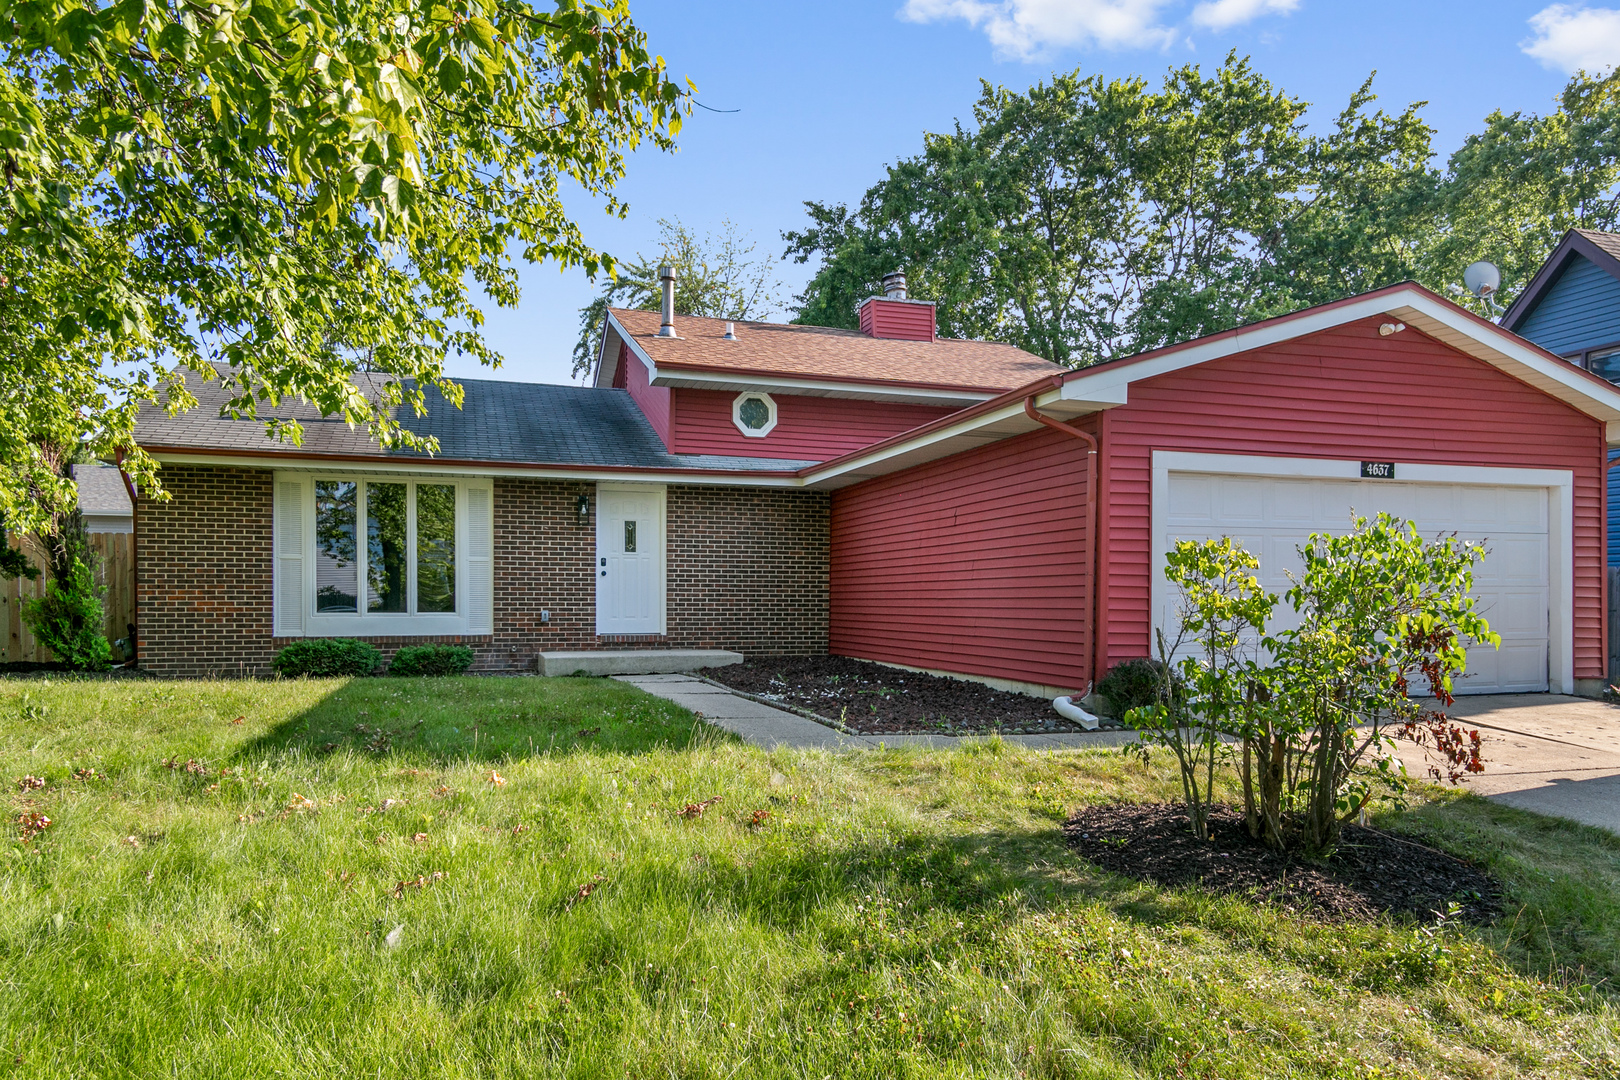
274,478,306,637
466,483,493,635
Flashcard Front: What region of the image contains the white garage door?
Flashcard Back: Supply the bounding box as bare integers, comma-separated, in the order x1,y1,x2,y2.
1160,472,1551,694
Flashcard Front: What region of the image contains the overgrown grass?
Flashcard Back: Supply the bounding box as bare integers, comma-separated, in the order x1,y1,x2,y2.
2,675,1617,1078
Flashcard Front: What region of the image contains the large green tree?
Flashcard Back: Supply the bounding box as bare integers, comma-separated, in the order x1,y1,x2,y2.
0,0,686,532
785,55,1432,366
1426,70,1620,313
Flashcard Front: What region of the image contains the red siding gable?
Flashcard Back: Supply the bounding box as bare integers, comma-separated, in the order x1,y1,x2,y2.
671,389,957,462
614,343,671,449
1098,317,1605,681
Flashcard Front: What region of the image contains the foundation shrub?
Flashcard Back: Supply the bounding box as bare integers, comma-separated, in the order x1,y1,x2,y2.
388,644,474,677
272,639,382,678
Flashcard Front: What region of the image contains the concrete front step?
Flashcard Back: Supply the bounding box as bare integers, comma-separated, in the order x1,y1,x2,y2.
538,649,743,677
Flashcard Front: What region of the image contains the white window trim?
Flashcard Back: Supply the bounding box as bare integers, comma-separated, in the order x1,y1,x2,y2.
274,471,492,639
595,482,667,636
1149,451,1575,695
731,391,778,438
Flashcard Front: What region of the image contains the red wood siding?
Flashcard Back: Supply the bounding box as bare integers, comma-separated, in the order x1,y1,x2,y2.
1097,317,1606,680
828,315,1606,690
859,298,936,341
614,343,671,448
671,388,957,462
829,427,1093,690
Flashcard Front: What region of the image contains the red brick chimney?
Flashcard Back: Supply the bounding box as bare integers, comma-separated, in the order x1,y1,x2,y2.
858,271,935,342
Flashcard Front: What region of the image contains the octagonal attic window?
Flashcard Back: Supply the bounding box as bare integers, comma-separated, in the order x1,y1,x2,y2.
732,392,778,437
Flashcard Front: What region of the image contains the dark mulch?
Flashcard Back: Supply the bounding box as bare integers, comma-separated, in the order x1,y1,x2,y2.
1065,802,1503,924
0,661,74,675
0,661,143,677
699,655,1114,735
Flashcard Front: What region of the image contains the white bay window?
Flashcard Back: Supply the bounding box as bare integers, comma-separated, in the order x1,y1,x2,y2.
274,472,493,637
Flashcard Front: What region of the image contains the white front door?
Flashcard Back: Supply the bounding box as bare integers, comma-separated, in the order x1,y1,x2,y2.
596,485,665,636
1159,469,1554,694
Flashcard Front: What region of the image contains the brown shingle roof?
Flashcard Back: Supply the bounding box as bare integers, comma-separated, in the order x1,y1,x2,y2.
1576,229,1620,262
610,308,1062,392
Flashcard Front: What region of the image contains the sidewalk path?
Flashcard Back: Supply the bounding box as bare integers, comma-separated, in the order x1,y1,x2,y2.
615,674,1139,752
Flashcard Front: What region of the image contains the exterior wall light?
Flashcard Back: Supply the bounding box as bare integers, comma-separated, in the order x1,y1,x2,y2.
576,493,590,525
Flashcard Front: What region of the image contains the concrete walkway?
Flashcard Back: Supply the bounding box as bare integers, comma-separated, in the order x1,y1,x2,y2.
614,674,1139,752
1446,693,1620,835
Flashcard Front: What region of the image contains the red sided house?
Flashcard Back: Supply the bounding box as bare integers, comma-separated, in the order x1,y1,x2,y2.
134,282,1620,698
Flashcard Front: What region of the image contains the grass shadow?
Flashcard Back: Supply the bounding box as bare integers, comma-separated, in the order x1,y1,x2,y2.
236,674,728,766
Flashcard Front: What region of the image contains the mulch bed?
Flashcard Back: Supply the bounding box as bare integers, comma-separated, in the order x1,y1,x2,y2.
1065,802,1503,924
699,655,1115,735
0,661,75,675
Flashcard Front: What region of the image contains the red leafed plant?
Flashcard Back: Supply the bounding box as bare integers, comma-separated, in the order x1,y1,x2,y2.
1398,626,1485,783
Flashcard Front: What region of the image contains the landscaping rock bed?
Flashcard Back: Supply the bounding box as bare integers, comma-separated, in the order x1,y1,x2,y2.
1066,802,1503,924
700,655,1119,735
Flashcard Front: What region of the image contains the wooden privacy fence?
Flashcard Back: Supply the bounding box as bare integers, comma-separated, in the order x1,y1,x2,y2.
1610,567,1620,688
1,534,135,663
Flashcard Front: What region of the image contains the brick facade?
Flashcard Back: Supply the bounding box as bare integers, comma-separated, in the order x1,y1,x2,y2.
138,467,829,676
137,465,278,677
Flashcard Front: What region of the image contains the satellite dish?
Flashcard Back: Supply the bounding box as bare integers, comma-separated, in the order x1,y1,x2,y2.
1463,261,1501,298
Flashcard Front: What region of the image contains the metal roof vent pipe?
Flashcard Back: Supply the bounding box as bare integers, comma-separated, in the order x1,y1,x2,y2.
658,264,679,337
882,271,908,300
723,321,737,340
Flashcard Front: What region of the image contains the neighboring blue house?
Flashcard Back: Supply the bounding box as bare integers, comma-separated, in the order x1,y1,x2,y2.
1503,229,1620,565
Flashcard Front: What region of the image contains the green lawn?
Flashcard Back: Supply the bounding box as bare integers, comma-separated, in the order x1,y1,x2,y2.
3,675,1617,1079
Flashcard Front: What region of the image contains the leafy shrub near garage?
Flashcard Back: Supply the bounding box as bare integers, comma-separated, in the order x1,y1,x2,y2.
272,639,382,677
1096,657,1180,717
388,644,475,677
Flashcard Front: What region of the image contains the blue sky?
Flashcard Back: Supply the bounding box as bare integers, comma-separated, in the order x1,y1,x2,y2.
454,0,1620,387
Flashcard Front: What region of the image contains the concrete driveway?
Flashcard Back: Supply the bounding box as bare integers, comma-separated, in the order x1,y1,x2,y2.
1441,693,1620,834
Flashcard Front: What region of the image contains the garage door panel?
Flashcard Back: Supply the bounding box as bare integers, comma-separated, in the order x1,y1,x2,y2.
1269,480,1319,524
1215,477,1265,523
1480,537,1547,583
1159,472,1549,694
1166,473,1213,520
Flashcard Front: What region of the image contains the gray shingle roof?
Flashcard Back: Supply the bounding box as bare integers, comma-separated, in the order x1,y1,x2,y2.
73,463,133,517
135,376,813,473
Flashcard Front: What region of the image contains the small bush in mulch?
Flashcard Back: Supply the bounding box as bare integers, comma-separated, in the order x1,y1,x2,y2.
1066,802,1503,924
388,644,474,677
1094,657,1182,718
700,655,1111,735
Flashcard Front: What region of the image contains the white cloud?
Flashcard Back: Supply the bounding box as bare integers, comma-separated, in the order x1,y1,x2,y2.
901,0,1301,59
899,0,1179,58
1522,4,1620,73
1189,0,1299,31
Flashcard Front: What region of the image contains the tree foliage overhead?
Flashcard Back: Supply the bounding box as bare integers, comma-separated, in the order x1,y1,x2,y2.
0,0,686,532
571,216,782,379
786,56,1620,366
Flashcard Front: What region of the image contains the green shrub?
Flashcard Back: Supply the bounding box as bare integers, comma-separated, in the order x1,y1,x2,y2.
272,638,382,678
1096,657,1181,717
21,557,111,671
388,644,475,677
